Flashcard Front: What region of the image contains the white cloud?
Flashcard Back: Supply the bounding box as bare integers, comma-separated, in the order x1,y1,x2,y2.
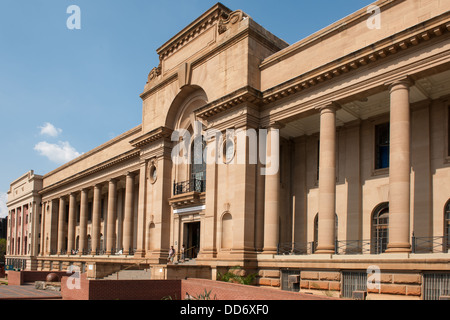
0,192,7,218
39,122,62,137
34,141,82,164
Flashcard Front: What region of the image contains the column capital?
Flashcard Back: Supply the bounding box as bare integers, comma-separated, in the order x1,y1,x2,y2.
265,121,285,130
93,183,103,190
317,101,341,113
386,76,414,91
126,171,136,178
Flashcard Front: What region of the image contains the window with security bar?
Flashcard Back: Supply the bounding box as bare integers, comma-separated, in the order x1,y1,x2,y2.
371,202,389,254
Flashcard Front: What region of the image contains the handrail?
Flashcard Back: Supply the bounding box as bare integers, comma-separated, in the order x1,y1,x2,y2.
117,259,148,280
176,246,197,261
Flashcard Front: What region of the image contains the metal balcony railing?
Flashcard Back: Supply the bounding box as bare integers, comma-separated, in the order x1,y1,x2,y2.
173,178,206,195
278,236,449,256
335,240,372,255
277,242,317,255
412,236,449,254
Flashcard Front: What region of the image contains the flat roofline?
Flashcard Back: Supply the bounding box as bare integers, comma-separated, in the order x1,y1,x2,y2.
8,171,43,192
43,125,142,179
260,0,396,69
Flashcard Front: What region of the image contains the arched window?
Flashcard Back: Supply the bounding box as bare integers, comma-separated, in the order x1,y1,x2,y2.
87,235,92,254
371,202,389,254
445,200,450,251
221,213,233,249
148,223,156,250
190,135,206,192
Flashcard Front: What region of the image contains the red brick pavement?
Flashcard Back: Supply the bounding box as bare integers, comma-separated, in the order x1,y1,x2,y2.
0,283,62,300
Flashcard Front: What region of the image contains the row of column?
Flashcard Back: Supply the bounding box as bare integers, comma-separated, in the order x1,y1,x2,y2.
53,172,137,256
262,78,413,254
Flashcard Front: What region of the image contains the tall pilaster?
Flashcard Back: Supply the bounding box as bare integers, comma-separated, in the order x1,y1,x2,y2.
315,103,338,254
386,79,412,253
263,124,281,254
57,196,66,254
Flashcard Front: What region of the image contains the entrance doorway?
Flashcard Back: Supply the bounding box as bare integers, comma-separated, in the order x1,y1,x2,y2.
184,222,200,259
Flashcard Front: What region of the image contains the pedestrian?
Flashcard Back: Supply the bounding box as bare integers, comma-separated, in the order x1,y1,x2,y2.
168,246,175,264
180,244,185,263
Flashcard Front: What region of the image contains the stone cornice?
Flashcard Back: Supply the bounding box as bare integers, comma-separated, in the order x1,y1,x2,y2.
260,13,450,106
191,14,450,123
129,126,174,148
39,149,140,195
43,125,142,179
156,3,231,62
196,86,262,120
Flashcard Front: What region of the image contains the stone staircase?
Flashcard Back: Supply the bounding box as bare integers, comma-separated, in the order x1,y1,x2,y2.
103,269,152,280
173,258,197,266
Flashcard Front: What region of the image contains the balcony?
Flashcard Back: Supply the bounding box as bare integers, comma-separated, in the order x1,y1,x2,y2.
170,179,206,209
173,178,206,195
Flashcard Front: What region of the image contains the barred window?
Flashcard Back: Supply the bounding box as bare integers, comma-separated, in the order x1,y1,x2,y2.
371,202,389,254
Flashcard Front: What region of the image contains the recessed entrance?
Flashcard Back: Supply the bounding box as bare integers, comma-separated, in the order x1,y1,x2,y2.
184,222,200,259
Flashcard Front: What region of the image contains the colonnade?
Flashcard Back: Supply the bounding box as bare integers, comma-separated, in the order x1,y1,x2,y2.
43,171,139,256
262,79,413,254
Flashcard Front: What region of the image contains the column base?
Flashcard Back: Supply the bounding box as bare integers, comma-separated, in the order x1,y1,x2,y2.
134,249,146,258
315,245,335,254
196,249,217,261
385,243,411,253
262,247,278,255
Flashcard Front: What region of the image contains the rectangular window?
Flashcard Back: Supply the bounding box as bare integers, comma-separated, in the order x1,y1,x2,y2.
88,202,92,222
375,123,390,169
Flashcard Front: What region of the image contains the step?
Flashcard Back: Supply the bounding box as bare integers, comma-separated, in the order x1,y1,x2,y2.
104,269,151,280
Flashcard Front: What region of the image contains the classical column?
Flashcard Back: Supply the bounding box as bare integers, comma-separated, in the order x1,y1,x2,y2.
263,125,281,254
106,179,117,255
57,197,66,254
67,193,77,253
135,161,147,258
386,79,412,253
315,103,338,254
123,172,135,255
79,188,88,254
91,184,102,255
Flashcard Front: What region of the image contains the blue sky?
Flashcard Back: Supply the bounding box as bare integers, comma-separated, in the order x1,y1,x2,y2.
0,0,374,216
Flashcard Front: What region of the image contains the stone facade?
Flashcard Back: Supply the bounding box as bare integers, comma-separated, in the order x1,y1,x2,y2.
5,171,43,270
6,1,450,299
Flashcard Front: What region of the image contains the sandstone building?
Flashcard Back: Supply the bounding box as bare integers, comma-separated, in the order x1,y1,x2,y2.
6,0,450,299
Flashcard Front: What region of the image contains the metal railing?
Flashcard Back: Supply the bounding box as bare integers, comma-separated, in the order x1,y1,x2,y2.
335,240,372,255
277,242,316,255
412,236,448,254
173,178,206,195
278,236,449,256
